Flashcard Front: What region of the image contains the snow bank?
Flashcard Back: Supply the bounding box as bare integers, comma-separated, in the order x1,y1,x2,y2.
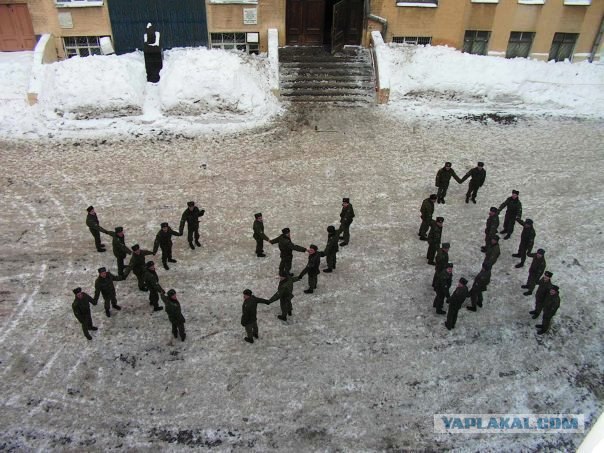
38,53,146,119
159,48,279,117
385,45,604,116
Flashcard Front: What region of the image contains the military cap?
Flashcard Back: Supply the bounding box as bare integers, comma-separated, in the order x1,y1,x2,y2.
525,218,533,225
512,190,520,195
161,222,169,228
243,289,252,296
429,194,437,200
551,285,559,292
477,162,484,167
167,289,176,297
146,261,155,268
115,226,123,233
282,227,290,234
97,267,106,273
187,201,195,207
544,271,553,277
436,216,444,223
310,244,318,251
73,287,82,295
537,248,545,255
327,225,336,233
459,277,468,285
254,213,262,219
445,162,452,167
490,207,498,213
86,206,94,212
441,242,450,249
342,197,350,203
446,262,454,268
131,244,140,251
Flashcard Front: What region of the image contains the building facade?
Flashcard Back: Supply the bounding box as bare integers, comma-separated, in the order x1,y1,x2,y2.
0,0,602,62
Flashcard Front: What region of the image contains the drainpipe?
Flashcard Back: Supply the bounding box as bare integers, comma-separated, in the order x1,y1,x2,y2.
589,14,604,63
368,14,388,40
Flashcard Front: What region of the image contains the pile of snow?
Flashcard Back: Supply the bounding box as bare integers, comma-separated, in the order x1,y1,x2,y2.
38,53,146,119
0,51,34,136
160,48,279,117
384,45,604,117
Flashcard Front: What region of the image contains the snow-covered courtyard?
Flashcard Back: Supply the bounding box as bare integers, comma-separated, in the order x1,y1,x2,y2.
0,45,603,450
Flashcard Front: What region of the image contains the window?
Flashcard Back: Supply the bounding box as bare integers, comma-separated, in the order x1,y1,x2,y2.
463,31,490,56
548,33,578,62
63,36,103,58
396,0,438,7
506,32,535,58
55,0,104,7
392,36,432,45
210,33,259,54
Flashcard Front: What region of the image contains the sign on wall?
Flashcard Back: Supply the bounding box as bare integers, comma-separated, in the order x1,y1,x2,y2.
243,8,257,25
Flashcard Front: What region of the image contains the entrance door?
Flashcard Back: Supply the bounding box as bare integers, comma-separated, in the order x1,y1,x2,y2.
0,4,36,51
331,0,348,54
286,0,326,45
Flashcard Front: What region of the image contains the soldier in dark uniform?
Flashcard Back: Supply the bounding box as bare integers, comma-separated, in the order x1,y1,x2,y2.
339,198,355,246
483,235,501,268
433,262,453,315
321,225,339,273
536,285,560,335
298,245,321,294
522,249,546,295
418,194,437,241
153,222,182,270
530,271,553,319
427,217,444,265
481,207,499,253
124,244,154,291
435,162,462,204
432,242,450,289
461,161,486,203
72,287,98,340
143,261,164,312
253,213,270,257
269,228,307,276
513,218,535,267
93,266,125,317
161,289,186,341
241,289,270,343
179,201,205,250
445,278,469,330
268,272,299,321
100,226,131,277
85,206,107,252
467,262,491,312
498,190,522,240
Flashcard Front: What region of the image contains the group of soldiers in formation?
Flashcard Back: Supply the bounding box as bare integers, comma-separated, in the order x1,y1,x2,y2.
420,162,561,334
72,199,356,345
241,198,354,343
72,202,206,341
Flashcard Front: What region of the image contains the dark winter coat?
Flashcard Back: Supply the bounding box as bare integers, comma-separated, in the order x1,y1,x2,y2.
268,276,297,305
485,214,500,238
179,206,205,232
543,293,560,318
432,248,449,288
143,269,163,294
485,243,500,266
241,295,270,326
161,294,185,324
323,232,339,256
253,220,269,241
340,204,355,226
516,219,536,250
269,234,306,258
471,268,491,293
420,197,435,221
435,167,461,188
126,250,154,275
535,278,552,306
93,272,125,300
462,167,486,188
86,212,108,234
528,256,546,279
434,270,453,298
72,292,96,324
499,197,523,219
448,285,469,310
153,227,181,253
299,253,321,278
427,221,443,246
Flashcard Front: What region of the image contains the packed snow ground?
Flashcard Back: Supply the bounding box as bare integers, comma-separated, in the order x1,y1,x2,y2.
0,45,603,450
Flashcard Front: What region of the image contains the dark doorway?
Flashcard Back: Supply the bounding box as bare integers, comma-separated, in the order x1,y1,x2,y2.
286,0,363,50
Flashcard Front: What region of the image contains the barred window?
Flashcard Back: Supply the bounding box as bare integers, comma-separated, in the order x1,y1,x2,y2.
506,32,535,59
63,36,103,58
210,32,259,54
392,36,432,45
463,30,490,56
549,33,578,62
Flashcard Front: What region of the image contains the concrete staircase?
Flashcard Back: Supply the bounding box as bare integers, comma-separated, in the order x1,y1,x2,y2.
279,46,376,105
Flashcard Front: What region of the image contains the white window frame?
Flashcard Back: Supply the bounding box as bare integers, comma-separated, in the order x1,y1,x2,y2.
63,36,104,58
55,0,104,7
563,0,590,5
210,32,260,54
471,0,499,3
518,0,545,4
392,36,432,45
209,0,258,4
396,0,438,7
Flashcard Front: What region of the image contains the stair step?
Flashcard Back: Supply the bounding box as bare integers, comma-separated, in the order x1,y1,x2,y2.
279,55,370,63
280,68,374,78
281,88,374,96
281,82,374,91
280,75,374,84
280,61,371,69
284,95,375,103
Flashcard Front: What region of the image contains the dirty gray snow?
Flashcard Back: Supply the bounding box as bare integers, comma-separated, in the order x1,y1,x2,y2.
0,105,603,451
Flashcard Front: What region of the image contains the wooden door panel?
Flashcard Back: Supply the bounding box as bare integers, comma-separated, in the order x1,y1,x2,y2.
286,0,325,45
345,0,363,45
0,4,35,51
331,0,347,53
